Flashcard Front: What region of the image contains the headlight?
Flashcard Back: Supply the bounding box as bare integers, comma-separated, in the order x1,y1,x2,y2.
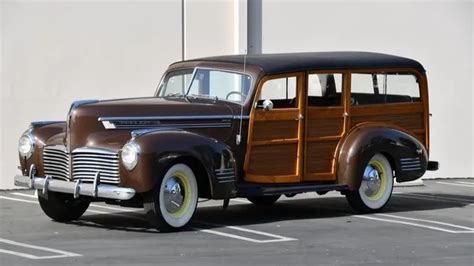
18,133,35,159
121,141,140,170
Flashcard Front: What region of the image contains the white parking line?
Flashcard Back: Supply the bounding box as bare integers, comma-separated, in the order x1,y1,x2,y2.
0,195,40,204
0,238,81,260
409,192,474,204
436,181,474,188
377,213,474,231
355,214,474,234
455,181,474,185
0,195,114,215
195,222,297,243
11,192,141,213
394,193,474,205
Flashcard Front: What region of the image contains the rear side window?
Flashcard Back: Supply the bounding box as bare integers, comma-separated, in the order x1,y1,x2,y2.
351,73,421,105
307,74,343,106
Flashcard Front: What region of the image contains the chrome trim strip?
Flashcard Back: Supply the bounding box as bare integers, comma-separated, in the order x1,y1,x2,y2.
114,123,231,129
30,121,65,128
131,128,175,138
99,115,248,121
216,173,235,179
217,179,235,184
72,147,117,155
400,158,420,162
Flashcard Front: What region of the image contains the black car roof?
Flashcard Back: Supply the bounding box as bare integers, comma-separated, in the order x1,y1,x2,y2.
190,51,425,75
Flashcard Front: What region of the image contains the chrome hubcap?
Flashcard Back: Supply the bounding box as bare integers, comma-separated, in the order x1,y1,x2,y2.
361,164,381,198
163,176,185,214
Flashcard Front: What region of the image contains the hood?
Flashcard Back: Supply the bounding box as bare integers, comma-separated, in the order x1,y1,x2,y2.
68,97,236,151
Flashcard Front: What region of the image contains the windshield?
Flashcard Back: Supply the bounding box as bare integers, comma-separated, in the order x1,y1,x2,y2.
158,68,252,104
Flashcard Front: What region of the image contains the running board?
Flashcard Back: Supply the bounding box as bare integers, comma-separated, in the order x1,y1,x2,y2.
236,182,349,197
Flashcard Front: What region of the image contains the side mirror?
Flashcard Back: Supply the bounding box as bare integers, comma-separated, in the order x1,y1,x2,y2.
262,99,273,111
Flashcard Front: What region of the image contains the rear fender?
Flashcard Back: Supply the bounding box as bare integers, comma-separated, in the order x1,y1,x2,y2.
337,123,428,190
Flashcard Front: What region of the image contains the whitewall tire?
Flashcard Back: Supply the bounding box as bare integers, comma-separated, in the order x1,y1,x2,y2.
346,153,394,213
144,163,198,232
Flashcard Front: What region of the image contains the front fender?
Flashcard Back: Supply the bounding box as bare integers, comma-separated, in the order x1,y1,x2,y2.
120,129,237,198
19,122,66,177
337,124,428,190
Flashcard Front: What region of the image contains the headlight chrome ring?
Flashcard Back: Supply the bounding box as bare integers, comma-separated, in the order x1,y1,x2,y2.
121,141,140,171
18,132,35,159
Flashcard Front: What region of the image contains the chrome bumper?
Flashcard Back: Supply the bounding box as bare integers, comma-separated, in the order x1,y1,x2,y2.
14,166,135,201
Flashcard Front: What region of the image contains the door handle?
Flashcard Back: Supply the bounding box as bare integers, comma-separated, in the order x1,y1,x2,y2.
342,112,349,117
296,114,304,120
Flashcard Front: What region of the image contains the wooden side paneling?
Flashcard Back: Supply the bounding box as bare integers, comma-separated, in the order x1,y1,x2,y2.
247,144,298,176
305,140,339,175
350,112,424,131
252,120,298,141
350,103,425,143
306,117,344,138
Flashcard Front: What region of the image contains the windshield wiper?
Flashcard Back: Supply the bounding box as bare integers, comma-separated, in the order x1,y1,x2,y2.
165,93,185,98
189,94,219,102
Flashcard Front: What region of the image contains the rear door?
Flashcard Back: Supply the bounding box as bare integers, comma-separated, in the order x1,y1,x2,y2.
303,71,350,181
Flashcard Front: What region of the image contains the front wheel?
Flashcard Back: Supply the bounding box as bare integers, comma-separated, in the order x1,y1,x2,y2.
144,163,198,232
38,191,90,222
346,153,394,213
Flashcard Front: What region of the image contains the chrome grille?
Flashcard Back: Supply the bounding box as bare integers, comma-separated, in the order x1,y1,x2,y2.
43,145,70,181
43,146,120,185
72,148,119,184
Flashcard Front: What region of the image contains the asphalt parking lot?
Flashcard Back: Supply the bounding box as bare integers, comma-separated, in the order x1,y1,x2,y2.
0,179,473,266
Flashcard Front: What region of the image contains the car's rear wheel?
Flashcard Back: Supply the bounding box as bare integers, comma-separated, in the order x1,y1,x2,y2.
144,163,198,232
346,153,394,213
247,195,281,206
38,191,90,222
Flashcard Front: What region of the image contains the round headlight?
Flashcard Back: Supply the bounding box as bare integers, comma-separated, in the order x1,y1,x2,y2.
121,141,140,170
18,133,35,159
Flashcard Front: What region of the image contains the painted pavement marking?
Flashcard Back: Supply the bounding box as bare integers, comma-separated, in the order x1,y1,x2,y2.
0,238,81,260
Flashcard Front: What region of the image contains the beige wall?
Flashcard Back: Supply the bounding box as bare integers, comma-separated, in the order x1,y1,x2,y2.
0,0,236,189
262,0,474,178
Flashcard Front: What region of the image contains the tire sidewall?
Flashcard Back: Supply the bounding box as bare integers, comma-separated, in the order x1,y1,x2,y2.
158,163,198,229
358,153,393,210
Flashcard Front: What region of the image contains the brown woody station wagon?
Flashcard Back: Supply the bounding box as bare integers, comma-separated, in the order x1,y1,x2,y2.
15,52,439,231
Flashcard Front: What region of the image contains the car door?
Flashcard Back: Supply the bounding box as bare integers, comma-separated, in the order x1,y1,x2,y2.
303,71,350,181
244,72,305,183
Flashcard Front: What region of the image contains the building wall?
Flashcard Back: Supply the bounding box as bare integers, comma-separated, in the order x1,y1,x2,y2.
262,0,474,178
0,0,235,189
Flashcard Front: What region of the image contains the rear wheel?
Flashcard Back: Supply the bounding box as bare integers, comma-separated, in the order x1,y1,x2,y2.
247,195,281,206
38,191,90,222
346,153,394,213
144,163,198,232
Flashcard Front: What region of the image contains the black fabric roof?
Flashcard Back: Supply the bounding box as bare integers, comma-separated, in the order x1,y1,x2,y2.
192,52,425,74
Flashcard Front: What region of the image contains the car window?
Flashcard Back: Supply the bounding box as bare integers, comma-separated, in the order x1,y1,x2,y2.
351,73,421,105
187,69,251,104
158,69,194,97
259,77,297,108
307,74,343,106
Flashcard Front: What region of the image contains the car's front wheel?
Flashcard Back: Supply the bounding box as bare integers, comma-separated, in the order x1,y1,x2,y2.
346,153,394,213
144,163,198,232
38,191,90,222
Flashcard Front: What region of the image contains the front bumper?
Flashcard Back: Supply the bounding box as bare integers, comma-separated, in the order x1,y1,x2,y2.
14,166,135,200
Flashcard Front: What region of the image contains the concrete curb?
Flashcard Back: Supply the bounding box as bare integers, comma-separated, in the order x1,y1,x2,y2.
394,179,424,187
